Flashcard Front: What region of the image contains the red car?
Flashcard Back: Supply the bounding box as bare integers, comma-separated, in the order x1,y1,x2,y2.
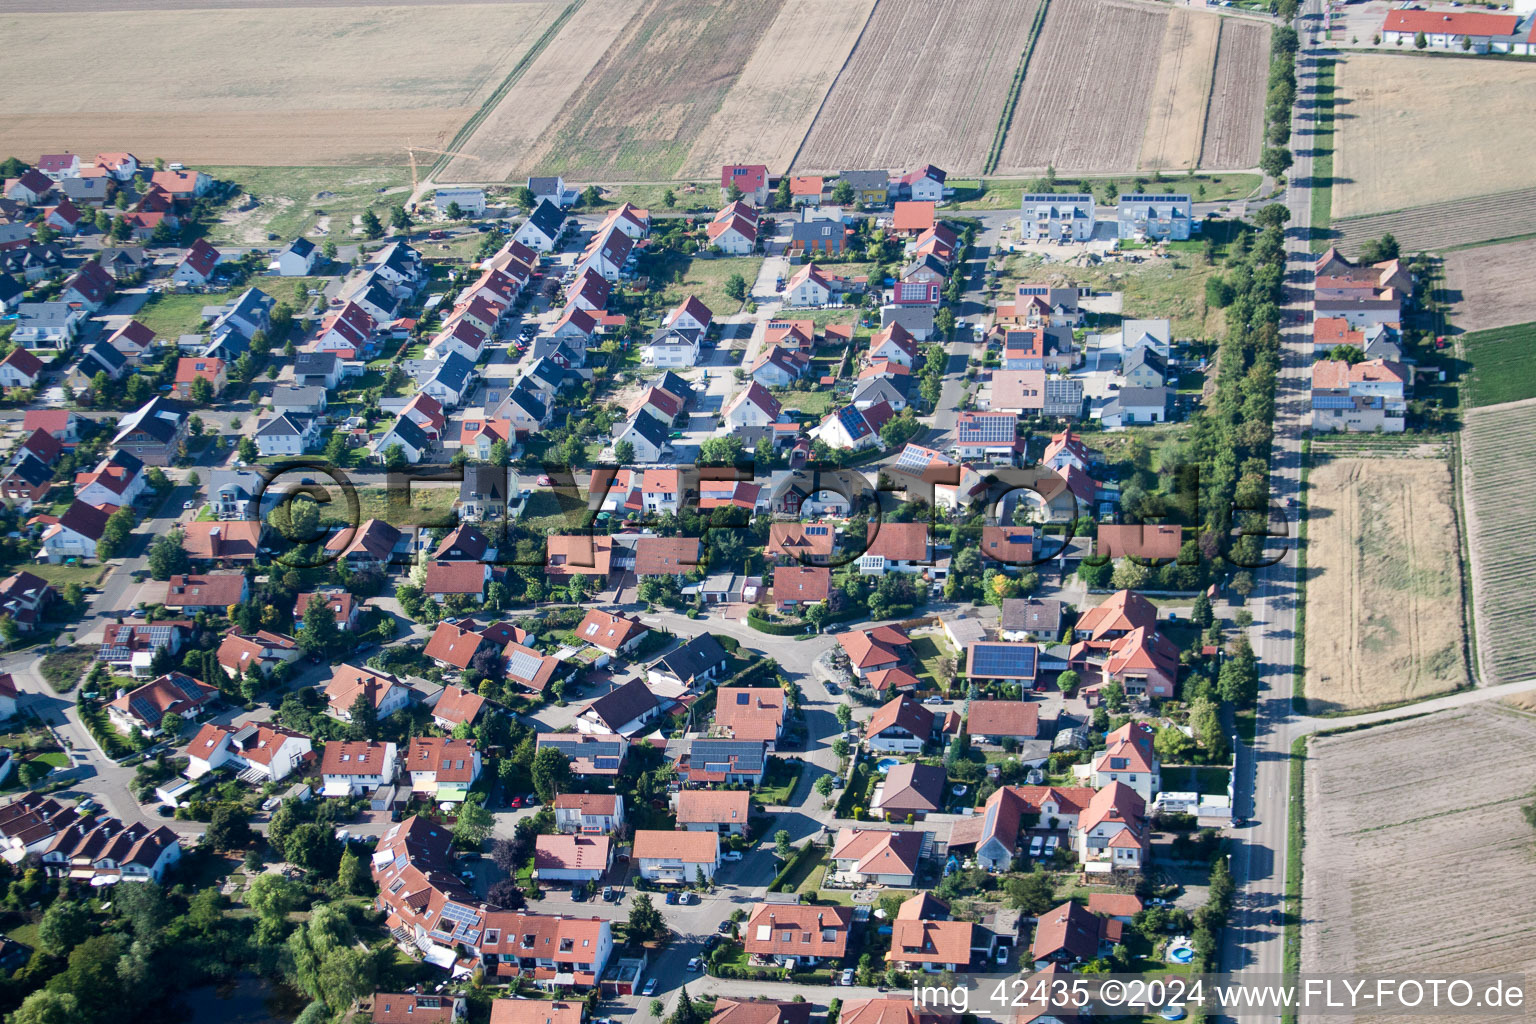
510,795,524,808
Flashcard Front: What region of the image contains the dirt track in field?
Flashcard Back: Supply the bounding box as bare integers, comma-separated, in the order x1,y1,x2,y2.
1139,9,1220,171
995,0,1167,174
1302,457,1467,713
1302,706,1536,1024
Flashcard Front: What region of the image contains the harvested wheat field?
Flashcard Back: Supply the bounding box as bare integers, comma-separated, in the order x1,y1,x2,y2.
512,0,785,181
1333,54,1536,218
0,3,561,165
1198,18,1269,169
1441,238,1536,334
996,0,1168,174
1303,457,1467,713
1302,705,1536,1024
1138,9,1220,172
680,0,878,178
792,0,1043,175
441,0,645,180
1461,399,1536,683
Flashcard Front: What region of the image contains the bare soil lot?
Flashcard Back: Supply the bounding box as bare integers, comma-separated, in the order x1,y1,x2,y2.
0,3,560,165
510,0,786,181
1198,18,1269,169
793,0,1044,175
996,0,1168,174
1440,238,1536,333
1302,457,1467,713
1333,54,1536,218
680,0,878,178
1461,399,1536,683
1139,9,1221,172
1302,705,1536,1024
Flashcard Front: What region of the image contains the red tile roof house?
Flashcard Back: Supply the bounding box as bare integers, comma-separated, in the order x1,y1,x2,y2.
1068,590,1180,701
215,629,299,681
858,522,934,575
574,608,649,660
710,998,813,1024
889,893,974,973
405,736,482,801
106,671,217,737
422,560,491,603
633,536,702,577
163,571,250,613
837,625,912,680
181,520,265,565
721,164,770,205
0,347,45,390
319,740,398,796
1029,900,1120,967
674,788,752,835
773,565,830,612
965,700,1041,745
185,722,312,783
430,683,488,730
712,687,786,745
294,588,362,631
1089,721,1160,802
372,994,466,1024
1075,781,1149,872
423,620,493,673
324,664,411,722
871,760,946,821
173,356,226,399
864,696,939,754
741,902,852,968
533,834,613,884
632,828,720,884
553,793,625,835
830,827,923,886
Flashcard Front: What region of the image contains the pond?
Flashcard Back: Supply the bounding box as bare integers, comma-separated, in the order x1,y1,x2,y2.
173,974,308,1024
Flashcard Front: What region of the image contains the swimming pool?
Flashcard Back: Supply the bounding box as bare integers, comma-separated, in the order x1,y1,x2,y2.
875,758,901,774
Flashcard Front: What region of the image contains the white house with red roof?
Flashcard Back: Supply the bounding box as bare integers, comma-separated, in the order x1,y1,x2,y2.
1075,781,1149,871
324,664,410,722
43,198,84,235
0,348,44,390
664,295,714,335
896,165,947,203
320,740,398,796
783,263,833,307
1311,358,1408,433
720,382,782,431
316,301,375,357
93,153,139,181
74,449,146,507
36,154,80,181
1381,7,1536,51
553,793,625,834
1090,721,1160,801
831,828,923,886
742,902,853,966
574,224,634,282
4,170,53,206
61,261,115,311
868,323,918,368
721,164,770,205
172,239,221,287
186,722,312,783
706,203,759,255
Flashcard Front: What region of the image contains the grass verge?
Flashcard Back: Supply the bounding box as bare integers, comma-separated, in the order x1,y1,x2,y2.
1307,58,1336,254
1282,733,1306,1023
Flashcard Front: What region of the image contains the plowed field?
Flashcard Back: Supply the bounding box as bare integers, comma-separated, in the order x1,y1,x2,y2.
995,0,1168,174
1198,18,1269,169
1139,9,1221,172
792,0,1044,175
1461,399,1536,683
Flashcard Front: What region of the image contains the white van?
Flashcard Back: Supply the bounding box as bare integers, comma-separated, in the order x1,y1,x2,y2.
1044,836,1059,856
1028,835,1044,858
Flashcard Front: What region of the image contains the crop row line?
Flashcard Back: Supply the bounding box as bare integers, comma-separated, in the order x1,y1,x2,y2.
981,0,1051,175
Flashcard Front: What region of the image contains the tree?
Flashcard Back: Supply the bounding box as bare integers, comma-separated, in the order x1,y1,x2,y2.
774,829,794,862
285,822,343,875
298,592,342,657
1111,559,1150,590
206,805,253,850
390,206,412,230
238,436,258,463
1191,591,1214,629
39,899,90,956
454,800,494,848
724,273,747,302
935,307,956,339
97,508,137,561
361,209,383,239
1004,868,1056,915
627,893,666,944
1056,669,1080,694
384,443,407,471
531,745,570,803
1253,203,1290,229
698,435,743,466
146,531,190,581
614,439,635,464
1100,680,1126,712
831,180,855,205
1259,147,1293,179
1230,570,1255,598
580,185,603,207
1358,233,1399,263
1155,725,1195,764
189,374,215,404
651,1001,666,1019
445,201,463,221
348,692,378,741
662,189,676,208
1414,29,1427,47
671,987,703,1024
814,774,834,799
12,990,79,1024
322,239,338,260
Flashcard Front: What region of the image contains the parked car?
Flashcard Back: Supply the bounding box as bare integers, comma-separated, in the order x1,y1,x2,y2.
721,850,743,862
840,969,856,987
641,979,658,997
686,958,701,973
510,795,523,808
680,892,698,905
665,891,680,905
718,920,733,934
924,696,945,706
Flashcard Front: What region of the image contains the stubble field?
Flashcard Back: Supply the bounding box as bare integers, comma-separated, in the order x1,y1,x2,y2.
1302,705,1536,1024
1302,457,1468,713
1197,18,1270,168
1461,399,1536,682
0,3,563,165
507,0,786,181
792,0,1044,175
995,0,1168,174
1332,54,1536,218
1138,9,1221,172
1440,238,1536,334
679,0,879,178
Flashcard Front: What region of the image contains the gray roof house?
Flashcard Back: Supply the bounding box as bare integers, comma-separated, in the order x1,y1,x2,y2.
880,304,935,341
1100,386,1168,428
270,385,328,415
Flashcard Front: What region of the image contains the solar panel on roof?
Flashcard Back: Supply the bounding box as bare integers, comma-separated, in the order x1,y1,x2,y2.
970,644,1038,679
506,648,546,681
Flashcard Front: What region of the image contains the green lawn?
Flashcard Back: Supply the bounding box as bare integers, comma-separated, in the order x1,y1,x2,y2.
1161,765,1230,796
1460,322,1536,408
134,291,224,339
590,182,716,214
998,250,1223,340
1308,59,1337,254
201,165,413,246
909,633,957,690
320,485,459,529
950,173,1262,211
27,563,108,589
519,489,590,536
776,389,836,418
756,760,803,806
653,254,763,316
